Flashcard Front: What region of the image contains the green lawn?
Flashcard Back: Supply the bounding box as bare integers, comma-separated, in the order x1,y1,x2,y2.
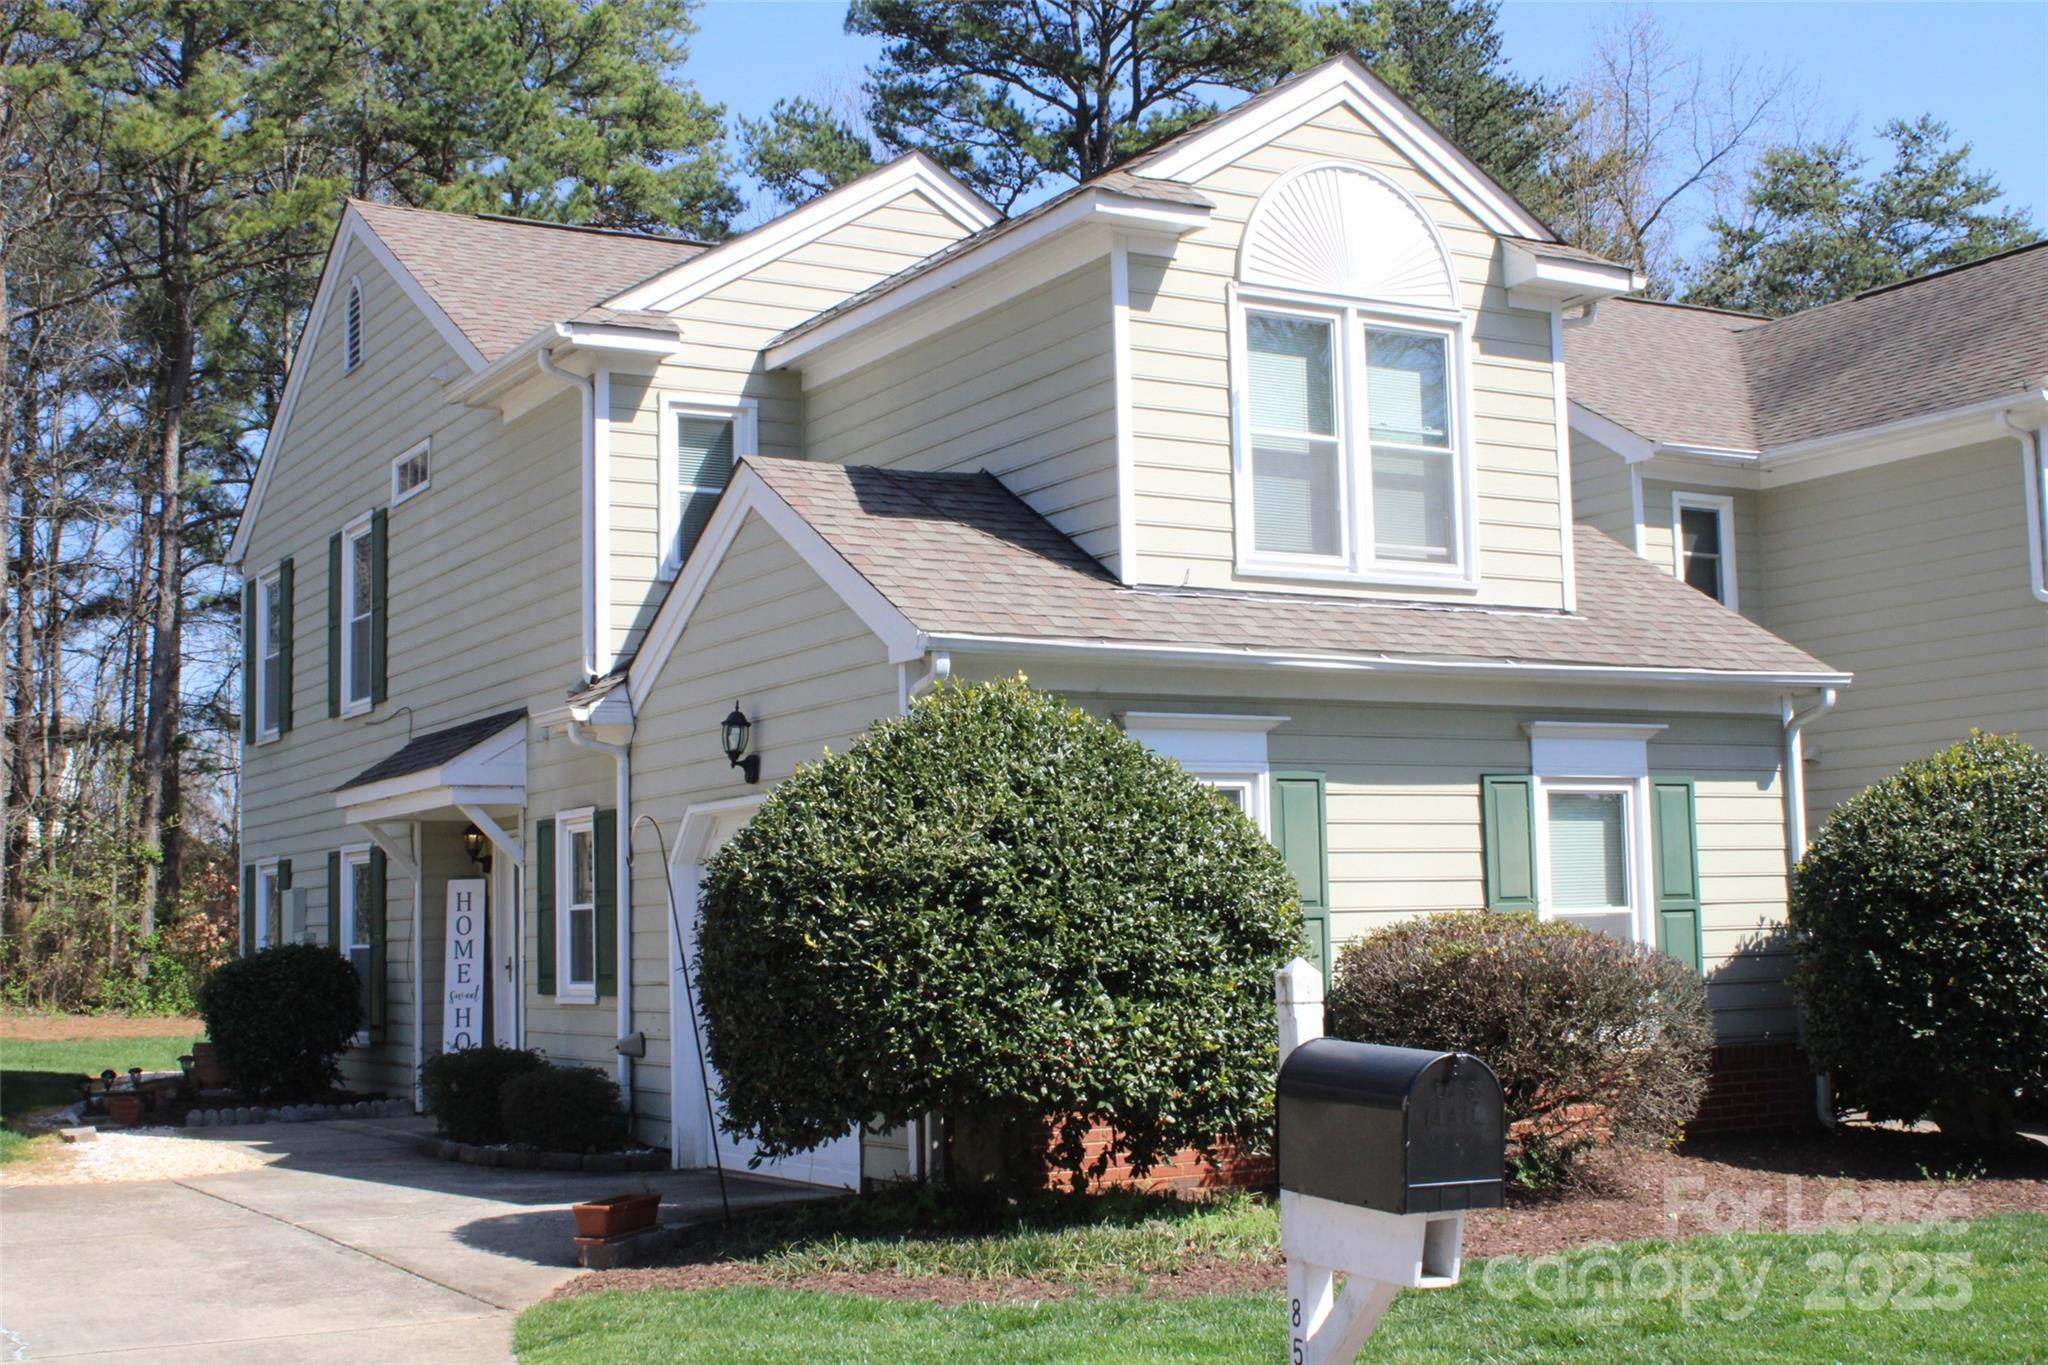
515,1214,2048,1364
0,1032,196,1163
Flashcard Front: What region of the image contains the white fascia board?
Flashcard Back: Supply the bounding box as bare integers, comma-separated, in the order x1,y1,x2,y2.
605,155,997,314
1759,388,2048,487
450,321,679,416
229,206,488,567
1503,244,1641,307
339,783,526,824
766,192,1211,380
624,464,925,708
1567,402,1655,464
924,631,1852,691
1131,59,1550,241
553,321,685,355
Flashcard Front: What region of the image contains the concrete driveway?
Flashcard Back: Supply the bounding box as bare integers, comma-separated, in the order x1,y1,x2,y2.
0,1116,825,1362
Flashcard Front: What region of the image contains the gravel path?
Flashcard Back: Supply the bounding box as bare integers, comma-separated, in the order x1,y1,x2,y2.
1,1126,274,1185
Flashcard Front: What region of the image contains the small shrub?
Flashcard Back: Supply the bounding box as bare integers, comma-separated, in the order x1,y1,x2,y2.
696,675,1302,1191
1793,732,2048,1141
196,945,362,1100
1327,912,1713,1188
500,1065,626,1153
422,1046,549,1144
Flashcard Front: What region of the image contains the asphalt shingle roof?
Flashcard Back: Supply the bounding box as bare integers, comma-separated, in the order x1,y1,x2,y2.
336,709,527,791
745,458,1840,680
349,201,705,362
1568,243,2048,451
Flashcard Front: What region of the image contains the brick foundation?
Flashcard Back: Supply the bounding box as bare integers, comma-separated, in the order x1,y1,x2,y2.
1034,1122,1272,1196
1687,1042,1817,1137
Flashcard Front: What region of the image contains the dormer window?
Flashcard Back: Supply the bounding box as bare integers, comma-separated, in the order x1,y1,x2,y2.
344,279,364,372
1232,163,1476,588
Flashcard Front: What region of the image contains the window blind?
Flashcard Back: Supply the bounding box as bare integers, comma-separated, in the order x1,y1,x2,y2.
1365,330,1448,446
1548,791,1627,909
1253,438,1340,555
1247,314,1334,435
676,415,736,563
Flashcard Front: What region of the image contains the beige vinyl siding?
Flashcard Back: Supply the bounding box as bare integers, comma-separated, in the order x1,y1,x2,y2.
603,188,978,666
1759,439,2048,817
1126,103,1568,607
628,512,902,1166
1640,478,1765,623
239,241,599,1098
799,261,1121,565
1568,431,1637,548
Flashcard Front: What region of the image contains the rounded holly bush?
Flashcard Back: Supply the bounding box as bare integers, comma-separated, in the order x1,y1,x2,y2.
197,944,362,1100
695,675,1303,1189
1792,732,2048,1140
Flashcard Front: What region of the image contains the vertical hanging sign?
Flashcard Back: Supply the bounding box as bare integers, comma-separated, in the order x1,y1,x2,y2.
443,878,487,1053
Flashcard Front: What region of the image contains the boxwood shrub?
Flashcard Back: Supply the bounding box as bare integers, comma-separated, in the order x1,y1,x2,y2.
1793,732,2048,1140
422,1046,549,1144
1327,911,1712,1188
500,1065,626,1154
196,944,362,1100
695,675,1302,1191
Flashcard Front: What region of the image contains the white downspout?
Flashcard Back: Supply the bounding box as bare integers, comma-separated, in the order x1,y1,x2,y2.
535,345,599,681
903,653,951,709
1782,687,1838,1130
566,718,635,1115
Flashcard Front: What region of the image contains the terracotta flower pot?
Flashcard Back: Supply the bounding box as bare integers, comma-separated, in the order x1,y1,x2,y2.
572,1192,659,1240
107,1092,145,1125
190,1042,229,1090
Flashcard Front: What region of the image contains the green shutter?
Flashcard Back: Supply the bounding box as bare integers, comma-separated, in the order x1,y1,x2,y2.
1481,774,1538,912
1271,772,1330,980
276,558,294,733
368,506,388,704
367,848,388,1037
327,532,342,718
594,807,618,997
242,582,257,743
241,864,255,956
1651,778,1704,973
327,850,342,949
534,818,556,995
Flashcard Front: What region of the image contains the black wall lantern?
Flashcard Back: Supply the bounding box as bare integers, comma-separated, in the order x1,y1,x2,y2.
721,703,760,783
461,822,491,870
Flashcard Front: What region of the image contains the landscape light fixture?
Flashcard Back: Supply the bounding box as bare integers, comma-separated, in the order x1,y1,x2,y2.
720,703,760,783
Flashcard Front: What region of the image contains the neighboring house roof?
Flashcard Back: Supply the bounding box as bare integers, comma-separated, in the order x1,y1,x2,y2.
347,201,707,363
1568,242,2048,452
737,458,1840,682
335,708,527,791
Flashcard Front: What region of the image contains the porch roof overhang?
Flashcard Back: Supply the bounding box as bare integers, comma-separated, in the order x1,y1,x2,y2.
334,710,528,855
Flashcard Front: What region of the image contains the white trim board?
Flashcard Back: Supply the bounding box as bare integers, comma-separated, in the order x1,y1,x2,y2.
624,462,925,708
229,206,487,567
607,154,996,314
1130,56,1552,242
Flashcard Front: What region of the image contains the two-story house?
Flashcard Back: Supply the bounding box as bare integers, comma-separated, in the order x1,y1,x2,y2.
230,57,1847,1188
1566,244,2047,821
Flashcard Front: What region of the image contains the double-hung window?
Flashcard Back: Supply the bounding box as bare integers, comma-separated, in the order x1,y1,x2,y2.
340,846,373,1040
1672,492,1737,609
1540,783,1636,944
556,810,598,1003
1239,303,1470,584
1118,712,1285,835
252,860,282,950
659,395,757,576
255,568,284,740
341,518,375,713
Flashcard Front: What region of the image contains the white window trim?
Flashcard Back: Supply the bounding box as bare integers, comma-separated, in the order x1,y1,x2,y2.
339,844,373,1045
339,512,375,718
1524,721,1665,947
2023,429,2048,605
344,277,364,373
554,806,598,1004
390,438,431,506
251,858,281,951
1228,282,1481,591
254,565,283,743
1671,490,1738,610
657,393,758,579
1119,712,1286,835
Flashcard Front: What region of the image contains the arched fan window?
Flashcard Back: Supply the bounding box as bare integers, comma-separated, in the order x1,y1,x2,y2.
1233,163,1474,585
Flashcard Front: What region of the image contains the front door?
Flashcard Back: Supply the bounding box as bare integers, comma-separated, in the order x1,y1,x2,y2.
491,854,519,1047
669,801,862,1189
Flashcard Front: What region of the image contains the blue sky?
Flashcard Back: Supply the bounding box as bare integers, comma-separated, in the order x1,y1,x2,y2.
687,0,2046,249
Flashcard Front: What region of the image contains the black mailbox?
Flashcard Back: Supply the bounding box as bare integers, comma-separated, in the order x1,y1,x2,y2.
1277,1038,1504,1215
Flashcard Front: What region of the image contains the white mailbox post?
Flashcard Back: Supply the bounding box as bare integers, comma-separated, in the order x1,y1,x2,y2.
1274,958,1503,1364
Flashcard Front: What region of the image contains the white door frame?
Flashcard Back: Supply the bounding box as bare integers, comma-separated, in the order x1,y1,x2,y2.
491,852,520,1047
666,795,862,1189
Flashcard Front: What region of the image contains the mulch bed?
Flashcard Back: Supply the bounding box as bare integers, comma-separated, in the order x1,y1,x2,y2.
564,1125,2048,1306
